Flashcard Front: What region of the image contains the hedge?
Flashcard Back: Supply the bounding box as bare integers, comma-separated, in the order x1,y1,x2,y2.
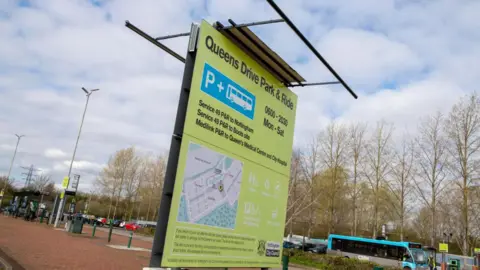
289,250,402,270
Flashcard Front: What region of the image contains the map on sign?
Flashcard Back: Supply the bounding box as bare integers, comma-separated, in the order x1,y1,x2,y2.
177,142,242,229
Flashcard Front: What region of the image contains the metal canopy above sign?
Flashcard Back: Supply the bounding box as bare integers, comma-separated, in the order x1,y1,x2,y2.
125,0,359,99
215,19,305,86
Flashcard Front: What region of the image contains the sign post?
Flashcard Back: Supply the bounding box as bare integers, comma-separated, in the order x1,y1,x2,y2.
474,248,480,270
439,243,448,270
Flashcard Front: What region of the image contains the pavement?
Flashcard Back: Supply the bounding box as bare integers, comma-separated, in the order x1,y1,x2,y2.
0,215,152,269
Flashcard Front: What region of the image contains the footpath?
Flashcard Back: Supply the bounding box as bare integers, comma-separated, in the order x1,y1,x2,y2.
0,215,152,269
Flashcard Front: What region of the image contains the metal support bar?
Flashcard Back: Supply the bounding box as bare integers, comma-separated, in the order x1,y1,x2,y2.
155,32,190,41
266,0,358,99
216,21,291,87
290,81,341,87
228,19,301,86
222,18,284,29
125,20,186,63
149,23,199,268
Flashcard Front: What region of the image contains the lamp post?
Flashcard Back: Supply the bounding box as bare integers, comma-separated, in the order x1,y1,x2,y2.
0,134,25,207
53,87,99,228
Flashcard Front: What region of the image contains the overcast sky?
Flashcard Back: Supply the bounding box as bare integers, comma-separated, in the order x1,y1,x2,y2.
0,0,478,191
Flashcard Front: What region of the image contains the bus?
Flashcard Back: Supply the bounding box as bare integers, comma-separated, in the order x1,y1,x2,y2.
327,234,429,270
226,84,253,111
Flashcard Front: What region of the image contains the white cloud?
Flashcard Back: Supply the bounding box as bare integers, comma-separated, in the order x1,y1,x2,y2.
317,28,424,88
53,160,103,171
0,0,478,190
44,148,67,159
0,144,15,151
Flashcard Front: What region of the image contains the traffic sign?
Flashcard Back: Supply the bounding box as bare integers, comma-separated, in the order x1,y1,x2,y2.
62,177,69,189
439,243,449,253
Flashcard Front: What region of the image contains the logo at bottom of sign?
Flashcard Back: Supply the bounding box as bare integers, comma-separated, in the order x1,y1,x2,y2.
265,241,281,257
257,240,280,257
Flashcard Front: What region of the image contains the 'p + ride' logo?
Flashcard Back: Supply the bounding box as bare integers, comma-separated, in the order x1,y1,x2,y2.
257,240,266,256
200,62,256,120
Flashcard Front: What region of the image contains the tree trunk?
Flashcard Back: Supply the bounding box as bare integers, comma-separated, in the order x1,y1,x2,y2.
400,213,404,242
463,185,468,255
146,196,152,221
431,191,436,247
373,197,378,239
112,205,117,219
107,195,113,220
352,164,358,236
136,197,142,220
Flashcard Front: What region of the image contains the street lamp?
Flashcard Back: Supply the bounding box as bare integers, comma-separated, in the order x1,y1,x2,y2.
53,87,99,228
443,232,453,243
0,134,25,207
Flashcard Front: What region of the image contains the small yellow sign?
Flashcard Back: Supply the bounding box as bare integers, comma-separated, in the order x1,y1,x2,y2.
474,248,480,254
439,243,449,253
62,177,69,189
60,191,65,199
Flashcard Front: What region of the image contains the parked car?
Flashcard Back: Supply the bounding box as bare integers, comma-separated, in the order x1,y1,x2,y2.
125,222,142,231
119,221,126,228
112,219,123,227
307,243,327,254
283,241,296,249
295,242,315,251
94,217,107,226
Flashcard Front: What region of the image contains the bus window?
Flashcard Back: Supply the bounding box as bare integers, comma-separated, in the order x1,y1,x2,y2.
387,246,402,260
344,240,355,253
376,244,387,258
332,238,343,250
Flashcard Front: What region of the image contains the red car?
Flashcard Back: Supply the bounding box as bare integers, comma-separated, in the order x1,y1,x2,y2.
125,222,141,231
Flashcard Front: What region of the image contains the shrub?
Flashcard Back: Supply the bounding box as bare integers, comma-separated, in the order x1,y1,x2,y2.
136,227,155,236
288,250,402,270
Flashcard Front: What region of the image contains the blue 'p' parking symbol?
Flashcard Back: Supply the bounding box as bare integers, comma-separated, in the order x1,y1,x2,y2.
200,63,256,120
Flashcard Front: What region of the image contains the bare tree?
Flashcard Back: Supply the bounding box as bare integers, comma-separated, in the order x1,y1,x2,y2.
143,154,167,221
30,174,53,193
97,147,138,220
318,121,349,234
363,120,394,238
96,160,121,219
286,149,304,237
348,122,367,235
445,93,480,255
385,136,415,241
300,136,321,237
0,176,15,192
414,112,450,247
123,154,142,220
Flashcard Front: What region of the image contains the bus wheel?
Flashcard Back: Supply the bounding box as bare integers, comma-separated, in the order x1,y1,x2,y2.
344,256,349,259
403,267,411,270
